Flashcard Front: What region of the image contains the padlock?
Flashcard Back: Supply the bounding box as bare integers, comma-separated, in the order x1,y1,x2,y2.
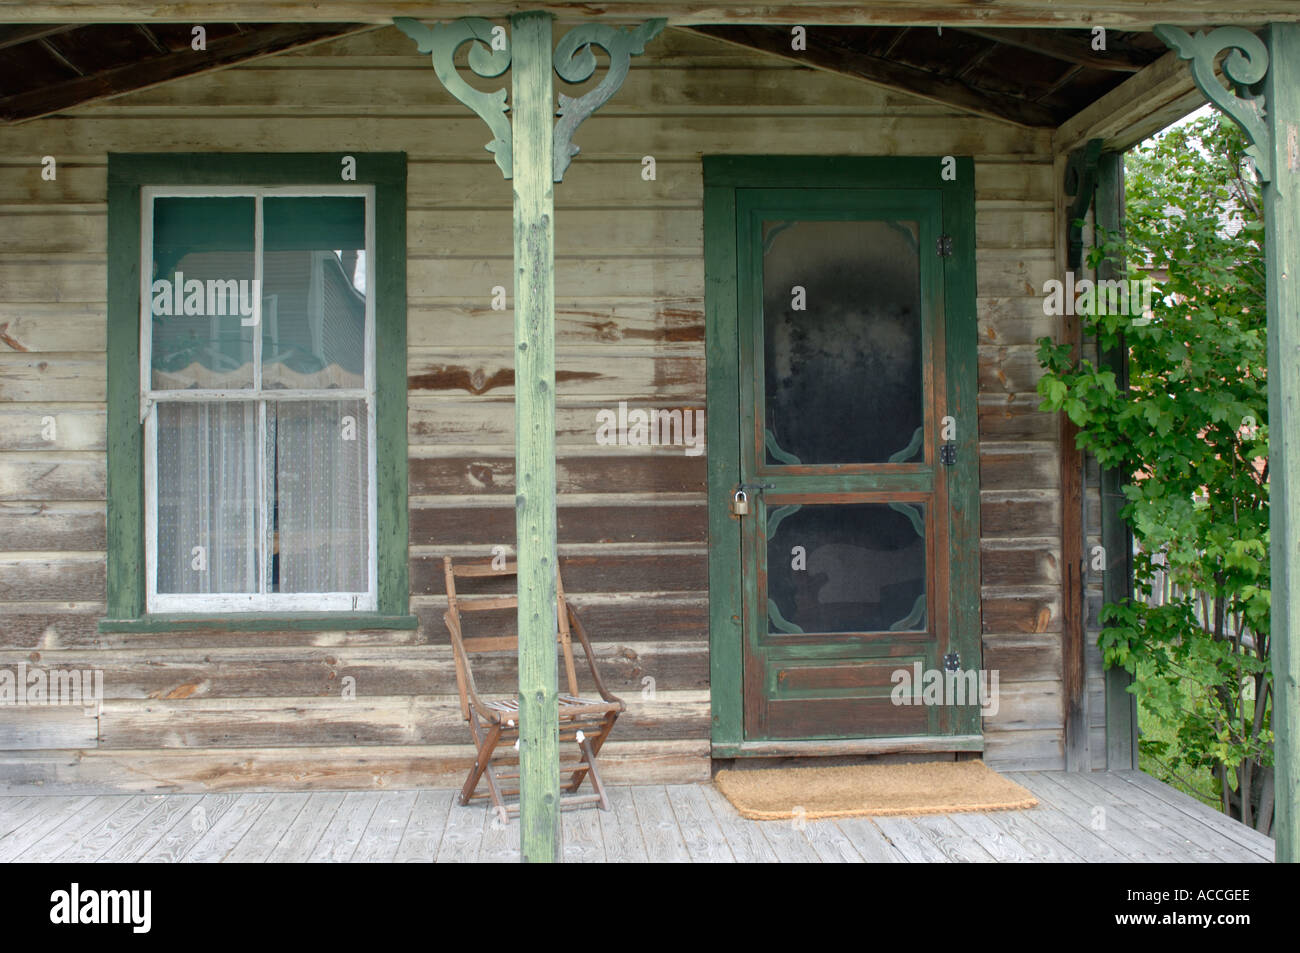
731,489,750,516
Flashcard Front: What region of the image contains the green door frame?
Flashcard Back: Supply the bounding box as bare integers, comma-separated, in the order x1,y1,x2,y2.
703,155,980,755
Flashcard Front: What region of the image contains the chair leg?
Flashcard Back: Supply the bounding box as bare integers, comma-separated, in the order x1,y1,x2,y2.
562,769,588,794
578,736,611,811
481,757,511,822
589,713,617,759
565,713,617,794
460,717,502,808
563,739,590,794
483,764,512,821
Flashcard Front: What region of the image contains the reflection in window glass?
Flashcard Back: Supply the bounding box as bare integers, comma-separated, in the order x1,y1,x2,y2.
150,197,256,390
762,219,923,465
262,197,366,390
766,502,926,634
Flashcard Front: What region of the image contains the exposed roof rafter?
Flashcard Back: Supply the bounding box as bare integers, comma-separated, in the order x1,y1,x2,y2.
0,23,77,50
1054,48,1208,154
0,21,372,123
688,24,1062,127
952,27,1152,72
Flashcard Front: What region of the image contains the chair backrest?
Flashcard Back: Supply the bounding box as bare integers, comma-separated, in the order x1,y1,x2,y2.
442,556,583,719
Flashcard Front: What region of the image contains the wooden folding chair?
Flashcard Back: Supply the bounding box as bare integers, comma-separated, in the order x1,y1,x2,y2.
442,555,625,818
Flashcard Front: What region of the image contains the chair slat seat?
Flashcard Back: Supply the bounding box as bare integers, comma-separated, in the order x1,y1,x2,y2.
483,694,620,720
442,555,625,817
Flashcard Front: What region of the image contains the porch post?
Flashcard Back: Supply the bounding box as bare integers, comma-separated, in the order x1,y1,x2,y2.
510,9,561,864
397,10,661,864
1156,22,1298,859
1262,22,1299,864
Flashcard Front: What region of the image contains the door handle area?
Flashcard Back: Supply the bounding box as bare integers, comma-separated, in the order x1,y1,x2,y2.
731,489,751,516
730,482,773,516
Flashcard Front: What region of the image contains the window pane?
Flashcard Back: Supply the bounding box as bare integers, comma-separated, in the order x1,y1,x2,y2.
766,501,927,634
156,402,258,593
268,400,368,593
762,219,924,465
262,197,367,391
150,197,256,390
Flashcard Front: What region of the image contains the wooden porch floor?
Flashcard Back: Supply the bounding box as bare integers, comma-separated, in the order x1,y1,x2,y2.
0,770,1272,863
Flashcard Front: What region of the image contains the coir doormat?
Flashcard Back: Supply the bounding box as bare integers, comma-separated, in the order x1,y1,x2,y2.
713,760,1038,820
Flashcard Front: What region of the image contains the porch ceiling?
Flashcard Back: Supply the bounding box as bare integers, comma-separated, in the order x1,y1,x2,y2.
0,22,372,122
689,25,1171,127
0,18,1185,131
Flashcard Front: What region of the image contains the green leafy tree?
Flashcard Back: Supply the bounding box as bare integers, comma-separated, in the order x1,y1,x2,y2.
1037,112,1273,832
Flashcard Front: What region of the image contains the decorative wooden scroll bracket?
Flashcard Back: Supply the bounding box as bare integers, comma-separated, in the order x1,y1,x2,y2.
1154,25,1273,183
396,17,514,178
552,20,665,181
1064,138,1102,271
395,16,666,182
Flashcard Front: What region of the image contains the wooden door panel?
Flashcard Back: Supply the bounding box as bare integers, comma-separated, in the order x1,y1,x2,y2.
703,157,981,758
769,654,932,694
763,699,935,740
737,187,957,742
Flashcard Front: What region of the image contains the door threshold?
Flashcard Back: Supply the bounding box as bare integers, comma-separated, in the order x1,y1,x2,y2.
713,735,984,759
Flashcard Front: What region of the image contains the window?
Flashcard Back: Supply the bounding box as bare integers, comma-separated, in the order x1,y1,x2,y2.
144,188,375,611
103,155,412,629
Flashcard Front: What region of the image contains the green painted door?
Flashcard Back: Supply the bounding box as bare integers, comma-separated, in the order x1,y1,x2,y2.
705,159,981,752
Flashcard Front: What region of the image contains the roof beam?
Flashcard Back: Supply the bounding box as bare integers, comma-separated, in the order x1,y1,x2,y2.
38,34,86,76
0,22,372,123
0,24,77,49
134,23,170,54
689,24,1059,127
0,2,1297,28
1053,48,1207,154
952,27,1153,72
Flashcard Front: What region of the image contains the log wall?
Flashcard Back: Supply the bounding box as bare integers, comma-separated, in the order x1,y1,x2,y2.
0,24,1068,792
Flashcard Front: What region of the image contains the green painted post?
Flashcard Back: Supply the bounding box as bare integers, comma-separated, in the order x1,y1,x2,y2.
1095,151,1138,770
1264,21,1299,864
510,10,560,864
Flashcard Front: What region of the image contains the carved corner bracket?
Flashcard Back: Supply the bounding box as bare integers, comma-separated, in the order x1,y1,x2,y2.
1154,24,1272,183
396,16,665,182
552,19,666,182
396,16,514,178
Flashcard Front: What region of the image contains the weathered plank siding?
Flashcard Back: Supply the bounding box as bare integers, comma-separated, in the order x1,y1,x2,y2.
0,25,1066,791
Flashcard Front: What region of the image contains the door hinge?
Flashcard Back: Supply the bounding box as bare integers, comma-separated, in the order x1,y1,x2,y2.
939,442,957,466
936,234,953,257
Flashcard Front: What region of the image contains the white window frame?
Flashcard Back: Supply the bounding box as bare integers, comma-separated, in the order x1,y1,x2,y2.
141,184,378,613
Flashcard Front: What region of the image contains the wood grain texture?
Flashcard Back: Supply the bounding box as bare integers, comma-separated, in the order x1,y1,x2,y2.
0,795,94,861
11,795,129,861
392,790,454,862
92,691,706,749
0,3,1292,28
181,793,274,863
140,792,241,862
0,408,105,452
0,20,1071,780
1,741,710,792
1262,22,1300,863
0,774,1272,863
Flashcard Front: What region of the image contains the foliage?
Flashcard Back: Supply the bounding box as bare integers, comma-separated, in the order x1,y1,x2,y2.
1036,113,1274,831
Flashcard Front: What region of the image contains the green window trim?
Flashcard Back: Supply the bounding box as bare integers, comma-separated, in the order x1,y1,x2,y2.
102,153,412,632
